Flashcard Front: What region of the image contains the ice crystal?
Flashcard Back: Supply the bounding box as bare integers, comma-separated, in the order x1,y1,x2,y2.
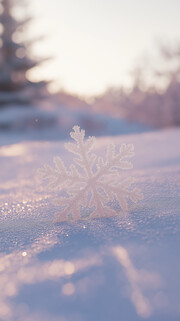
38,126,143,222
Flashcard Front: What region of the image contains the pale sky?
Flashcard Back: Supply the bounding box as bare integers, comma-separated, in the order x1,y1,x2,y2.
25,0,180,96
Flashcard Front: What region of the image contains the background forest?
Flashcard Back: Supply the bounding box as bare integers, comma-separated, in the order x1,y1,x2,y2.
0,0,180,139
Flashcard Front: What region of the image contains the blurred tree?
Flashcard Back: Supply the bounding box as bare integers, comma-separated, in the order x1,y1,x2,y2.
0,0,48,107
92,42,180,128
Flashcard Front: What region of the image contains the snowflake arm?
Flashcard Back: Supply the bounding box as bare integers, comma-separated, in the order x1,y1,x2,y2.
97,177,143,212
38,156,86,191
65,126,96,178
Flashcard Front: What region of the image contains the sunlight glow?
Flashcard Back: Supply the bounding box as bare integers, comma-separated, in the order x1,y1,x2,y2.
0,145,27,157
62,283,75,296
25,0,180,96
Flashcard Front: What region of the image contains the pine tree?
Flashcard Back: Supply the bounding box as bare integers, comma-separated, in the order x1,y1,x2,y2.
0,0,48,107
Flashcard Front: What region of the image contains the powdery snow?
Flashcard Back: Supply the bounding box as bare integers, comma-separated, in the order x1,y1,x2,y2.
0,128,180,321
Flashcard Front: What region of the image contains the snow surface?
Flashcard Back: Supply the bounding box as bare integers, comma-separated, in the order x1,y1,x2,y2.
0,127,180,321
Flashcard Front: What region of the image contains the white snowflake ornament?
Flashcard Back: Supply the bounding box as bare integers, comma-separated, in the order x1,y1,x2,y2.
38,126,143,222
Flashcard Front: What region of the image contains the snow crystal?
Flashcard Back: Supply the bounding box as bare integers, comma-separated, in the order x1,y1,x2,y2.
38,126,143,222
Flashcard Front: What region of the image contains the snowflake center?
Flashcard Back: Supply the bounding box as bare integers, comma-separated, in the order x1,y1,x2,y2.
88,176,97,186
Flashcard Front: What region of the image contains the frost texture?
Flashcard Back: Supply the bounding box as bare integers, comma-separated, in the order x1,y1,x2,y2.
38,126,143,222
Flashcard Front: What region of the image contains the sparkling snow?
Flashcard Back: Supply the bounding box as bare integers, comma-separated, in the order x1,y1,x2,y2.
0,128,180,321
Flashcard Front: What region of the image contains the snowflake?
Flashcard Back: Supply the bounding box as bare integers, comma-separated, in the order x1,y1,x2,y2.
38,126,143,222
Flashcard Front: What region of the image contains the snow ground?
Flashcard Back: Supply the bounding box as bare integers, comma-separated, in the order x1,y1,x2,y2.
0,127,180,321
